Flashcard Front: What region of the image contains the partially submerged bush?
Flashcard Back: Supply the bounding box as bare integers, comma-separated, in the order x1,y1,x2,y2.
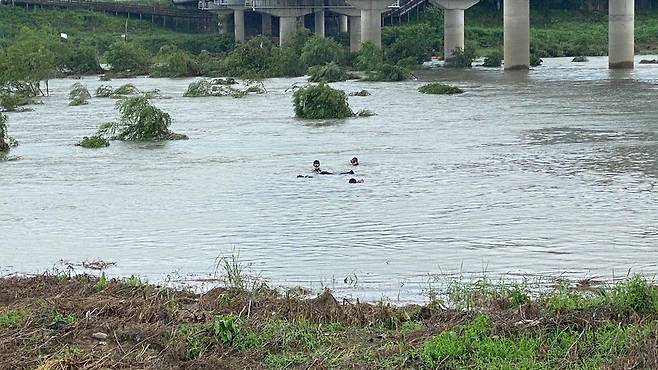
68,82,91,106
77,135,109,148
445,47,477,68
364,64,409,81
0,113,9,152
349,90,370,97
639,59,658,64
418,83,464,95
112,84,140,97
183,79,263,98
571,56,588,62
95,85,114,97
292,83,353,119
98,96,187,141
530,54,543,67
307,62,348,83
355,109,375,117
482,51,503,67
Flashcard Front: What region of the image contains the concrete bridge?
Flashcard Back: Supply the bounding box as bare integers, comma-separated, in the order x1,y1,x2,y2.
198,0,638,69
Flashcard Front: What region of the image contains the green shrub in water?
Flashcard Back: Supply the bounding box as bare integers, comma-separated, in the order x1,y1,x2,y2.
364,64,409,81
349,90,370,97
0,113,9,152
95,85,114,98
418,83,464,95
482,51,503,67
572,56,588,62
307,62,348,83
445,47,477,68
530,54,543,67
293,83,353,119
98,96,187,141
68,82,91,106
77,135,109,148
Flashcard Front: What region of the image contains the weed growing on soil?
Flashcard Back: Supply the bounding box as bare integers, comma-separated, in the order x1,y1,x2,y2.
94,272,108,291
0,310,29,327
3,273,658,369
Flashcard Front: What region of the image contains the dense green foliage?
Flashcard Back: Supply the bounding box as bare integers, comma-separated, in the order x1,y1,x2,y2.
307,62,348,83
445,46,477,68
364,64,409,81
104,41,151,74
418,83,464,95
482,51,502,67
292,83,353,119
77,135,109,148
98,96,186,141
299,35,341,67
150,45,200,78
355,42,384,71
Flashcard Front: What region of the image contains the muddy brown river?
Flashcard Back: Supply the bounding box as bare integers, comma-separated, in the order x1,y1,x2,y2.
2,56,658,302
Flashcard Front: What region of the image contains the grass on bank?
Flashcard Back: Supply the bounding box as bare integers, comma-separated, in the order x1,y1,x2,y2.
1,268,658,369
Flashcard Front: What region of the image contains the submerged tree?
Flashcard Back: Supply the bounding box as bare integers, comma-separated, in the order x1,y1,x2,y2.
418,83,464,95
183,78,264,98
364,64,409,81
445,47,477,68
98,96,187,141
482,51,503,67
307,62,348,83
292,83,353,119
68,83,92,106
0,113,9,152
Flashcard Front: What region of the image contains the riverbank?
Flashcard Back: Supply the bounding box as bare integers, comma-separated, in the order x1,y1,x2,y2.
2,273,658,369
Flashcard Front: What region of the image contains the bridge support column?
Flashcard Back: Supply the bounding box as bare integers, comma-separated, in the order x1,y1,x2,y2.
504,0,530,70
315,10,325,37
430,0,478,60
339,15,348,33
279,16,298,45
347,0,392,48
233,9,245,42
609,0,635,69
262,13,272,35
349,16,361,52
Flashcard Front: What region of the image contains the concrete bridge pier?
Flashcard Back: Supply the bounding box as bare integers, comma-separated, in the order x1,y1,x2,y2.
347,0,393,48
339,15,349,33
430,0,479,59
265,9,313,45
609,0,635,69
329,8,362,52
261,13,272,36
232,8,245,42
350,16,362,51
315,10,325,37
503,0,530,70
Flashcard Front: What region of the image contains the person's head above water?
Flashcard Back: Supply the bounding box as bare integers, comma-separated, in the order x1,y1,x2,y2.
349,178,357,183
350,157,359,166
313,160,320,169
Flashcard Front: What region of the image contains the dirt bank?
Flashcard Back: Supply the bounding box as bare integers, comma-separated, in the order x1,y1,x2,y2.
1,274,657,369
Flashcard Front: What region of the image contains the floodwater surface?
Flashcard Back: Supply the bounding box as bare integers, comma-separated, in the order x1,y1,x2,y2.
3,56,658,301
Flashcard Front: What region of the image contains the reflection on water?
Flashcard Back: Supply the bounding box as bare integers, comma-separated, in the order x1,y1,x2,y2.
2,56,658,302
